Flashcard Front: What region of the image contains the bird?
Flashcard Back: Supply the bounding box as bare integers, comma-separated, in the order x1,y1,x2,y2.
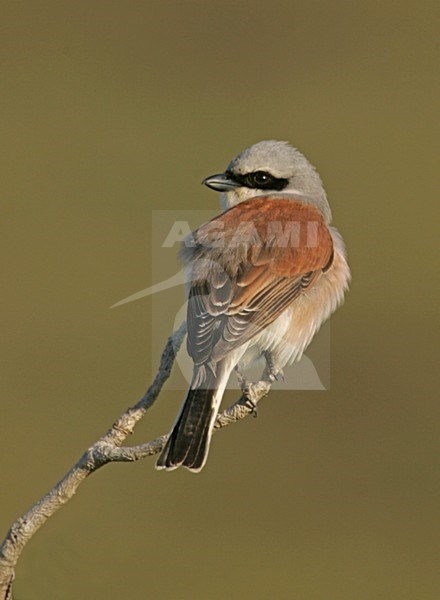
156,140,350,472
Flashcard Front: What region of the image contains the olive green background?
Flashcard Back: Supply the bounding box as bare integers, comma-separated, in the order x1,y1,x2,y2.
1,1,438,598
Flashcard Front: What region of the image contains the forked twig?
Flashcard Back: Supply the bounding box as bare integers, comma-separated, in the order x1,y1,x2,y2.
0,322,272,599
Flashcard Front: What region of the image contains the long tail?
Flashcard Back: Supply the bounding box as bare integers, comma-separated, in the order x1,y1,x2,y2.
155,367,221,472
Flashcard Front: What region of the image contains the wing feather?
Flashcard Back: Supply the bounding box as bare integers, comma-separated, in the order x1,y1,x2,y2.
185,198,333,367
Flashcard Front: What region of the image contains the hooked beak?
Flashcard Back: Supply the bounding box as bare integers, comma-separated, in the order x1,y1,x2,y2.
202,173,240,192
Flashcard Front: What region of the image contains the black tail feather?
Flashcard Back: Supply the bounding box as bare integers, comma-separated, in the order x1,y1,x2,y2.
156,371,216,472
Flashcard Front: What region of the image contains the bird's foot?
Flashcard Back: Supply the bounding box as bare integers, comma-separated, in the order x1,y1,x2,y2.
234,364,249,389
242,385,259,417
242,380,272,417
263,351,285,383
235,366,259,416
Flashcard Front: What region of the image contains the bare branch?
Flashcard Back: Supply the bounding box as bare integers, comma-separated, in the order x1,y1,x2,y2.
0,322,272,599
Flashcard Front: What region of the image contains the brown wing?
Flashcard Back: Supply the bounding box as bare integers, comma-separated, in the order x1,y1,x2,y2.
184,197,333,366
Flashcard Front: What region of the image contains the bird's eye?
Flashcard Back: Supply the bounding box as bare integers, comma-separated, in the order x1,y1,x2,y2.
247,171,272,187
226,169,288,191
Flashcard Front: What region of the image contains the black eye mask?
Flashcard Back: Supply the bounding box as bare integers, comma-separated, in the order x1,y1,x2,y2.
226,170,289,191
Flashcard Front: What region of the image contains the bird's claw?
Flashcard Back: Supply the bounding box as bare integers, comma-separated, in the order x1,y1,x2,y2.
263,351,285,383
243,388,259,417
274,368,285,382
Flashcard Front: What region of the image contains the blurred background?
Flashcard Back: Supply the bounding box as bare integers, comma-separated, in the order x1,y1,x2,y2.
1,1,438,598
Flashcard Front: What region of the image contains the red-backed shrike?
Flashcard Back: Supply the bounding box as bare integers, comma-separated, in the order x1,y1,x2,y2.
156,140,350,472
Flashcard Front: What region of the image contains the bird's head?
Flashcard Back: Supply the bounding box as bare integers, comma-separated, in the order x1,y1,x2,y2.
202,140,332,223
